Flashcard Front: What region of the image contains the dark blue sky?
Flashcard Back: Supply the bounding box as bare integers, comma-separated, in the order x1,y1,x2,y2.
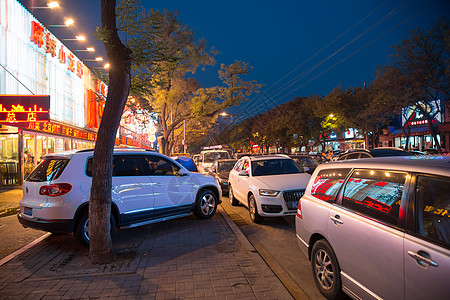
23,0,450,120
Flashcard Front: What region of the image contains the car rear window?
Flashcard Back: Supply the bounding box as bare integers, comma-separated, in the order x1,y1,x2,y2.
26,158,69,182
311,168,351,202
341,169,408,226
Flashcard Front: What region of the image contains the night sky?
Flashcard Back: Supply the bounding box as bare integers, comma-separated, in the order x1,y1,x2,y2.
21,0,450,121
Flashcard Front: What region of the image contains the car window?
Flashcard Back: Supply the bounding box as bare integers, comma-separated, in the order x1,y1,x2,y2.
346,153,360,160
142,155,180,176
234,159,244,171
112,155,145,177
27,158,69,182
203,151,230,162
251,159,303,176
311,168,351,203
359,153,371,158
341,169,407,226
415,175,450,246
218,161,236,173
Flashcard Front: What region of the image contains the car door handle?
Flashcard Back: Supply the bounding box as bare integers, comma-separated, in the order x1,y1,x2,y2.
154,182,161,187
407,250,438,267
330,215,344,225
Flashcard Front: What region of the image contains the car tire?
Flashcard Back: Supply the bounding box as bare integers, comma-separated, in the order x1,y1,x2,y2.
248,194,263,223
229,185,239,206
311,239,342,299
74,210,116,247
193,189,217,219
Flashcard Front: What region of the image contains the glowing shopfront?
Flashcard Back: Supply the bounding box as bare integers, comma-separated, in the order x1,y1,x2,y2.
0,0,153,185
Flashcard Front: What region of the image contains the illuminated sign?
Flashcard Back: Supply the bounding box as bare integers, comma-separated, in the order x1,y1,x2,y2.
30,21,83,78
0,95,50,123
26,121,97,141
401,100,442,127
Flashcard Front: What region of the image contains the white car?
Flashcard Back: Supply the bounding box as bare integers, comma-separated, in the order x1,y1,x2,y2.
18,148,221,246
197,150,231,174
228,154,311,223
295,156,450,299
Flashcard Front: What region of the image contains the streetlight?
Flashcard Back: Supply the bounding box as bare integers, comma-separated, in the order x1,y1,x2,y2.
61,35,86,41
46,18,74,27
81,57,104,62
73,47,95,52
30,1,60,9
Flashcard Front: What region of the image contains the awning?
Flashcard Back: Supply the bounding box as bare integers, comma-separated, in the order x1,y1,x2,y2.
390,125,431,137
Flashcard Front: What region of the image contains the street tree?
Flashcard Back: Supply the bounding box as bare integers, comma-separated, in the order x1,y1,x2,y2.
89,0,132,264
372,17,449,152
151,59,261,155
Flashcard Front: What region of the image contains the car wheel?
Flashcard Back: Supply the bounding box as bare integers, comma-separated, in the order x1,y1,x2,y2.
311,239,342,299
193,190,217,219
248,195,263,223
74,210,116,247
229,185,239,206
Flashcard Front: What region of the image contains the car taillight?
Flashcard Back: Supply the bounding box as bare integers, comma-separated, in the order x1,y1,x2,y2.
39,183,72,197
296,198,303,219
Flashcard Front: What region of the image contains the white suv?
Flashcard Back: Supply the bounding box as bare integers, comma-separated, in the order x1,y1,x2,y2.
296,156,450,299
228,155,311,223
18,148,221,246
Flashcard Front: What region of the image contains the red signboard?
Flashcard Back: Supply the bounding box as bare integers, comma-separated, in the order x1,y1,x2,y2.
0,95,50,123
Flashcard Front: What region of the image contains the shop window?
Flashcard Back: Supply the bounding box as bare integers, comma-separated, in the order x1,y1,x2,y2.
24,133,36,178
341,169,407,226
311,169,351,202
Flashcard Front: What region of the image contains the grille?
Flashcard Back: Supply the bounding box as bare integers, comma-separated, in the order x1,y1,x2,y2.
283,189,305,210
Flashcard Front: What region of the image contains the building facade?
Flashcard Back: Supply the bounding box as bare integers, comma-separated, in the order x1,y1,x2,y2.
0,0,155,185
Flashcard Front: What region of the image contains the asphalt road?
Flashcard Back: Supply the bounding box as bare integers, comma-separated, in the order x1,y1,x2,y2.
0,214,47,261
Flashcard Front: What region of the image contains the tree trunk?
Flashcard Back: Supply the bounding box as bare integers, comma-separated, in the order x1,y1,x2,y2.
89,0,131,264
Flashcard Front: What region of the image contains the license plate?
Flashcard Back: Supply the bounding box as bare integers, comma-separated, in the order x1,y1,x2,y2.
24,207,32,216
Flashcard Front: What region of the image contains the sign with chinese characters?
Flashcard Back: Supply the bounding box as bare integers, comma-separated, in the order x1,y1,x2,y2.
26,121,97,141
0,95,50,123
30,21,84,78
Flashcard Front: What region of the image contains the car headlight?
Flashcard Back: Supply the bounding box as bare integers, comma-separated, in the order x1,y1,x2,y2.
259,189,279,197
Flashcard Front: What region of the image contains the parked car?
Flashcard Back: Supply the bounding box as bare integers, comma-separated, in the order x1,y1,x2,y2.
234,152,252,159
228,154,311,223
18,148,221,246
337,147,413,160
289,154,319,174
295,156,450,299
207,159,237,195
197,149,231,174
173,156,198,172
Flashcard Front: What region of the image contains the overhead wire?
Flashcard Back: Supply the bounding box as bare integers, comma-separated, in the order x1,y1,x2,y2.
228,0,396,118
231,0,420,123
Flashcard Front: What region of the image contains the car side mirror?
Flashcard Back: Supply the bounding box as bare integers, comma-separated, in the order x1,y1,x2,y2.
238,170,248,177
177,168,189,176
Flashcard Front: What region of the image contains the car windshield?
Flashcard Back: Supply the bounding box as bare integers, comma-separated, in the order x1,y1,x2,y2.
294,157,318,168
203,151,230,163
217,161,236,173
251,159,303,176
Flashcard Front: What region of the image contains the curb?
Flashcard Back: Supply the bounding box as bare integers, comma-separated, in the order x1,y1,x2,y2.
218,205,295,299
0,232,52,267
0,207,20,218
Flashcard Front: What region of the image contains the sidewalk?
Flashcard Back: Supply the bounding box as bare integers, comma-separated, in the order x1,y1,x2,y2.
0,186,22,217
0,204,294,299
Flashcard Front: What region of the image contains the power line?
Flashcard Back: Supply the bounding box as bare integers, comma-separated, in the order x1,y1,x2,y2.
233,0,420,121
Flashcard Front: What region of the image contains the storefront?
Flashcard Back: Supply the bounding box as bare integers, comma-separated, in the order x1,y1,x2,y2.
390,100,446,151
0,0,154,185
